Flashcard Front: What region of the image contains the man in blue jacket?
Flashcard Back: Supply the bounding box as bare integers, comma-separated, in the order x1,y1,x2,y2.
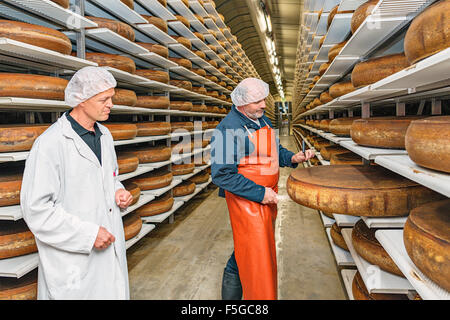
211,78,314,299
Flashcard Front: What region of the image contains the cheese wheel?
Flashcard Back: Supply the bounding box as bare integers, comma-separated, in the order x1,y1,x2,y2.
131,169,173,191
0,124,49,153
351,53,410,88
189,171,210,184
194,14,205,24
173,15,190,28
320,145,348,161
0,168,22,207
113,88,137,107
404,1,450,64
351,0,379,34
0,219,37,259
173,181,196,197
351,116,423,149
172,141,193,154
170,101,193,111
192,104,207,112
319,35,326,48
157,0,166,6
319,91,333,104
170,122,194,132
403,199,450,291
194,32,205,42
0,73,68,100
123,213,142,241
352,219,404,276
313,75,320,84
318,119,331,131
102,123,137,140
141,15,168,33
328,41,347,62
330,222,348,251
193,68,207,77
136,42,169,58
287,165,445,217
84,52,136,74
172,163,195,176
123,181,140,206
329,81,355,98
137,192,174,217
173,36,192,50
51,0,70,8
136,95,170,109
314,140,331,151
329,117,360,136
0,20,72,55
193,50,207,60
207,44,217,53
135,69,169,84
170,80,192,91
123,145,171,163
169,57,192,69
117,153,139,174
0,268,37,300
319,62,329,76
86,16,135,41
120,0,134,9
208,60,218,68
206,75,218,83
352,271,408,300
207,90,219,98
330,152,363,165
405,116,450,173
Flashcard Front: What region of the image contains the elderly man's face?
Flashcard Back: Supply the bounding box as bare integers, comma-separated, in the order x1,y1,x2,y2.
241,99,266,119
79,88,115,122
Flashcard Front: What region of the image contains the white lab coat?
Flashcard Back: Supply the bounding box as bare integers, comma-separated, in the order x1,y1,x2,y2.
20,113,129,300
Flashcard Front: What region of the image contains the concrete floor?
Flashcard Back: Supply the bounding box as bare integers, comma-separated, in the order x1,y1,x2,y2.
126,133,347,300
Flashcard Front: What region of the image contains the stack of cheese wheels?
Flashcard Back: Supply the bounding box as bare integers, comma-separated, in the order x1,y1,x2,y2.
0,74,68,100
330,222,348,251
404,0,450,65
141,15,168,33
352,271,408,300
122,212,142,241
173,36,192,50
318,119,332,131
172,163,195,176
0,268,37,300
405,116,450,173
328,41,347,62
131,168,173,191
329,117,360,136
320,145,349,161
0,124,49,153
319,91,333,104
352,219,404,276
0,20,72,55
351,116,424,149
169,57,192,70
170,80,192,91
170,122,194,132
0,220,37,259
135,122,171,136
113,89,137,107
86,16,135,41
351,53,410,88
350,0,379,34
287,165,444,217
329,81,355,98
173,180,196,197
403,199,449,291
83,52,136,74
0,167,23,207
122,145,171,164
170,101,193,111
136,42,169,58
102,123,137,140
135,69,169,84
330,152,363,165
123,181,140,206
188,170,210,184
136,192,174,217
117,153,139,174
120,0,134,9
136,95,170,109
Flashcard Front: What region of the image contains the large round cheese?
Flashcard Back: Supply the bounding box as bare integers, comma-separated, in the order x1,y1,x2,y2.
135,69,169,84
329,117,360,136
192,104,207,112
320,145,348,161
328,41,347,62
352,271,408,300
117,153,139,174
404,0,450,65
352,219,404,276
405,116,450,173
135,122,171,136
0,219,37,259
173,181,196,197
319,91,333,104
123,213,142,241
287,165,445,217
131,169,173,191
172,163,195,176
170,80,193,91
120,0,134,9
0,169,22,207
0,268,37,300
189,171,210,184
122,145,171,164
113,88,137,107
351,53,410,88
86,16,135,41
319,62,329,76
173,15,190,28
170,101,193,111
170,122,194,132
172,141,193,154
84,52,136,74
169,57,192,70
193,50,207,60
123,181,140,206
193,68,207,77
314,139,331,152
0,20,72,55
51,0,70,8
136,42,169,58
136,95,170,109
329,81,355,98
318,119,332,131
0,124,49,153
351,0,379,34
351,116,424,149
192,86,207,95
0,74,68,100
102,123,137,140
404,199,450,291
141,15,168,33
173,36,192,50
136,192,174,217
330,222,348,251
330,152,363,165
157,0,167,6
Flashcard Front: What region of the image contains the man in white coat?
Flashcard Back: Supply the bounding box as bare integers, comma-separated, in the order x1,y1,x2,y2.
21,66,133,299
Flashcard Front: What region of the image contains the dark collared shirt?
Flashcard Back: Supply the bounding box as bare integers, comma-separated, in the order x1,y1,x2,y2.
65,111,103,165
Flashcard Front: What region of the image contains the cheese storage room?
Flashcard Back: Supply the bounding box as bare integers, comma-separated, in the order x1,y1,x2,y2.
0,0,448,308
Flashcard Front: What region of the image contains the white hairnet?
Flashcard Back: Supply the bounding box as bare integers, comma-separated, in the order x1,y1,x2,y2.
230,78,269,107
65,66,117,107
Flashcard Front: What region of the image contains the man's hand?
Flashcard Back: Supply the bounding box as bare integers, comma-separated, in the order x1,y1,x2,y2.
94,226,115,250
261,187,278,205
291,149,315,163
115,188,133,209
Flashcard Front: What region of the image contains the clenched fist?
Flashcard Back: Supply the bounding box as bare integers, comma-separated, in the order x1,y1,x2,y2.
94,226,115,250
291,149,315,163
115,188,133,209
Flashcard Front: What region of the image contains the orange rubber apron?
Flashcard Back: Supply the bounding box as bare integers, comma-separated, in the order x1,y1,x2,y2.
225,120,279,300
